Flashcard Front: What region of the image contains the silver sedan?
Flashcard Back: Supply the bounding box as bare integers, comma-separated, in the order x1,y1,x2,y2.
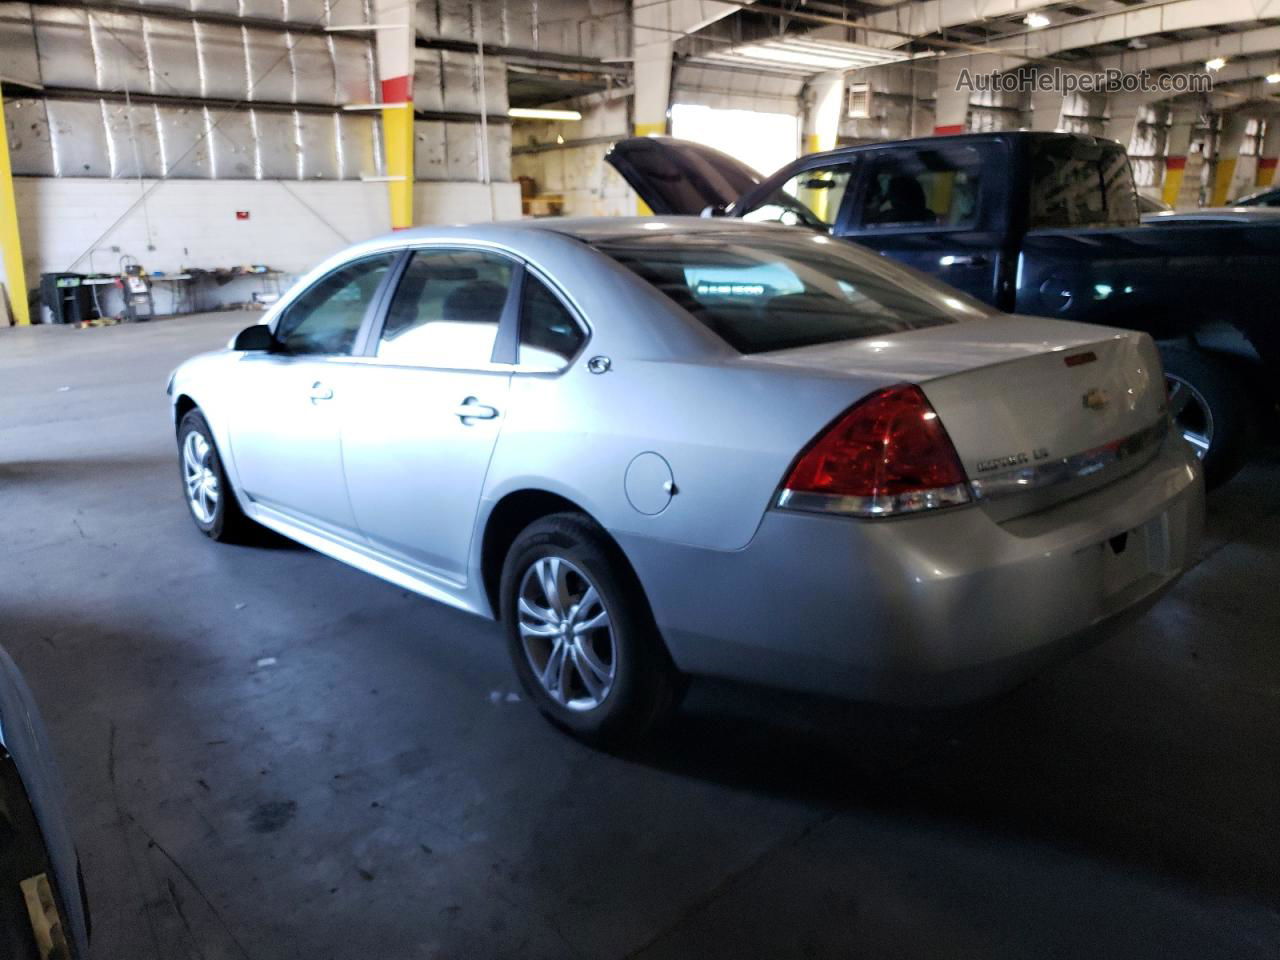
168,218,1204,744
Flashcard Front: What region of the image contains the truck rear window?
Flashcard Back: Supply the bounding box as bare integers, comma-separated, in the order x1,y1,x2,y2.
1029,138,1139,229
594,230,984,355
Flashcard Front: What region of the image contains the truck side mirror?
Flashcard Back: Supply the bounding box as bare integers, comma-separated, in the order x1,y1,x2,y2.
232,324,276,352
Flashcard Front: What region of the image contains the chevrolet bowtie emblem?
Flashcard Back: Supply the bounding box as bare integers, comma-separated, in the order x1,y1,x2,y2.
1082,387,1110,411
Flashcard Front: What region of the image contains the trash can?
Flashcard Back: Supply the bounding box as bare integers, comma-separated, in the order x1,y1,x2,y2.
39,273,94,325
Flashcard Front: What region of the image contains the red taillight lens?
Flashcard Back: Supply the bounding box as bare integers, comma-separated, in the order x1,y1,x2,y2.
778,384,971,517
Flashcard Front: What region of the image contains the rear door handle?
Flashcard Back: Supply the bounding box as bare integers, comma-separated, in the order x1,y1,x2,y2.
309,381,334,402
454,397,498,422
939,254,988,267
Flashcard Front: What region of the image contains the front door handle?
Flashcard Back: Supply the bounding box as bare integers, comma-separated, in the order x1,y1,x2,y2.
309,381,334,402
454,397,498,422
939,254,988,267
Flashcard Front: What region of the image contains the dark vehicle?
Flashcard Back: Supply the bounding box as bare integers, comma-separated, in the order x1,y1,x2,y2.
0,645,90,959
1233,185,1280,207
607,132,1280,487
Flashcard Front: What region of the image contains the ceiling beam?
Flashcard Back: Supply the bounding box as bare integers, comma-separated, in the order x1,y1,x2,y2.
932,0,1280,63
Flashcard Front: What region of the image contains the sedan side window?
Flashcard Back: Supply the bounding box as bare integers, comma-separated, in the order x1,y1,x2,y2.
519,276,586,371
377,249,514,368
276,254,396,355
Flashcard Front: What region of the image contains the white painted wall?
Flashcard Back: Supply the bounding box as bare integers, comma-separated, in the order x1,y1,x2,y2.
5,177,522,319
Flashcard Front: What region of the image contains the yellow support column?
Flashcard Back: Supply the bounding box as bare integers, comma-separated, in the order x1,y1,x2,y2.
0,89,31,325
381,98,414,229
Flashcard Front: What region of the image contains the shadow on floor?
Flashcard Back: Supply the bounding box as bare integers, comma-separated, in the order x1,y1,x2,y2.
625,671,1279,909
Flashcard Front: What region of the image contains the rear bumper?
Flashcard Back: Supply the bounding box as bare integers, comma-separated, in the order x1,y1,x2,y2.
619,436,1204,705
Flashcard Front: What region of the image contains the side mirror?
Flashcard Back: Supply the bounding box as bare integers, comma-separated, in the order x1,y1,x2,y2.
232,324,276,352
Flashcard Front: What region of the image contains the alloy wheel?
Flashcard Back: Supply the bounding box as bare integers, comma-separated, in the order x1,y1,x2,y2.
1166,373,1213,459
517,556,616,711
182,430,220,524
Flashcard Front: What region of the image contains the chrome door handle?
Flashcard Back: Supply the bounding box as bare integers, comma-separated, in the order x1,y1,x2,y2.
454,397,498,422
309,381,334,402
939,254,988,267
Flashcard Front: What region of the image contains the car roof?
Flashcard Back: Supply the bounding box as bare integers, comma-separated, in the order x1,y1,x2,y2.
369,216,794,248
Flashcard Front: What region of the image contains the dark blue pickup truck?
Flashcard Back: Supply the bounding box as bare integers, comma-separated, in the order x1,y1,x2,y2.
607,131,1280,487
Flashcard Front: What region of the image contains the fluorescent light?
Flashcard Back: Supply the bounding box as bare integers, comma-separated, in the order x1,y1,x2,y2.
1267,73,1280,84
508,107,582,121
1205,57,1227,71
1023,12,1051,28
699,37,905,74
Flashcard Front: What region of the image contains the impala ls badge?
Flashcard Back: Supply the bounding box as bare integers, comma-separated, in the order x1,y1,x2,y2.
1082,388,1110,411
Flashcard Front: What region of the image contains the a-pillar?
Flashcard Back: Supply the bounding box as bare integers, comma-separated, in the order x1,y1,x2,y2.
373,0,415,228
1257,116,1279,187
1210,112,1248,206
803,70,845,154
1162,108,1198,208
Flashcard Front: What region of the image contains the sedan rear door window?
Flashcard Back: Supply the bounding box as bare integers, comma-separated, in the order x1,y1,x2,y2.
519,276,586,371
378,249,515,369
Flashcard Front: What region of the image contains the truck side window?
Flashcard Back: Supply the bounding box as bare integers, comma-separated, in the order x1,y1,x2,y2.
1028,139,1139,229
863,148,982,230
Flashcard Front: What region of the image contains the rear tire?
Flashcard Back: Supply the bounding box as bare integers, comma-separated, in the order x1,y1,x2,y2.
500,513,685,747
1161,346,1252,490
177,410,255,542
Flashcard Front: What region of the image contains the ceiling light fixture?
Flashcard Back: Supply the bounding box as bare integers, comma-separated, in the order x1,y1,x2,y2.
508,107,582,121
1205,57,1227,72
699,37,906,74
1267,72,1280,84
1023,12,1051,28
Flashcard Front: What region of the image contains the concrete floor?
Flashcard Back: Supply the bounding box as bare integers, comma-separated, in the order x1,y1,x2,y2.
2,311,1278,960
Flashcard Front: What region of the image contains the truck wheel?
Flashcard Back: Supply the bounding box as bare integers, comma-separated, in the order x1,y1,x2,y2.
500,513,685,747
1161,347,1251,490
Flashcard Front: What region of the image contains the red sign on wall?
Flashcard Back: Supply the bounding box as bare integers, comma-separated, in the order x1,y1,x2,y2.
236,210,250,220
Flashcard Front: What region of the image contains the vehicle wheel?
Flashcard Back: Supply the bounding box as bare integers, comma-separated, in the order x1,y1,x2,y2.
177,410,254,542
1161,347,1252,489
499,513,685,747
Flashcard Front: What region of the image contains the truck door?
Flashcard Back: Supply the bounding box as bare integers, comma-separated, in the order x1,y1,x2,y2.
841,141,1008,307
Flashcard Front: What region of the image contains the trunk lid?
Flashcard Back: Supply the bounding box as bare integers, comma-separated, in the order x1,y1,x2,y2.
751,315,1169,520
605,136,761,216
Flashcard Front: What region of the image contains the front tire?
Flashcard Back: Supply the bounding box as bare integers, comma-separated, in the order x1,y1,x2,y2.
177,410,254,542
1161,347,1252,490
500,513,684,747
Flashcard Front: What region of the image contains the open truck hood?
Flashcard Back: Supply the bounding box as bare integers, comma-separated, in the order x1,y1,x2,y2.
605,136,762,216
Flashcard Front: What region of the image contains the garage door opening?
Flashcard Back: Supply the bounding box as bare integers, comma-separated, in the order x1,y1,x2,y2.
669,103,800,180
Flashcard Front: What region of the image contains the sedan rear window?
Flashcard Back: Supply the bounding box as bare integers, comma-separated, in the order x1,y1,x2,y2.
595,231,979,354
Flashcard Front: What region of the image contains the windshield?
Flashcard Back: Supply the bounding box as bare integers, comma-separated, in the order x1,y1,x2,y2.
595,230,986,354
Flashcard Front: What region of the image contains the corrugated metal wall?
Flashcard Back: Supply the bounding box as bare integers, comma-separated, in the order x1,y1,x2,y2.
0,0,603,182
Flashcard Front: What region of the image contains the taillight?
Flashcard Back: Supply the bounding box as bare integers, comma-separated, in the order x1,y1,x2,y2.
776,384,971,518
